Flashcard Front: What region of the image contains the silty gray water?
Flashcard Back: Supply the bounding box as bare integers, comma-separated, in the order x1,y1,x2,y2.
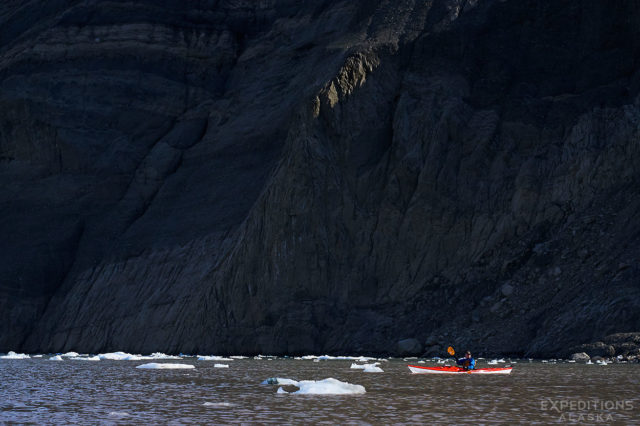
1,357,639,424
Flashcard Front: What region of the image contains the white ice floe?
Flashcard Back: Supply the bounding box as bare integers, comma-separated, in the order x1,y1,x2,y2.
198,355,234,361
214,364,229,368
150,353,181,360
49,355,64,361
136,363,195,369
33,355,43,358
316,355,377,362
262,377,300,385
61,352,80,357
363,364,383,373
99,352,147,361
297,355,318,360
230,356,248,359
108,412,130,418
72,356,101,361
276,378,365,395
487,360,499,365
586,360,594,365
203,402,235,408
596,360,608,365
350,362,383,372
0,351,30,359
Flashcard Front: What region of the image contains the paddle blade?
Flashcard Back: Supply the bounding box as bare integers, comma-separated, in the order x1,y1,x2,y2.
447,346,455,356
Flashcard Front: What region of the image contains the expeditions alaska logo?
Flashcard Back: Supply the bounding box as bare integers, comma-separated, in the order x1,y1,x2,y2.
540,398,634,423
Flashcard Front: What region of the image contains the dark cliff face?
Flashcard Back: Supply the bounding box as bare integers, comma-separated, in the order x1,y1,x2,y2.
1,0,639,357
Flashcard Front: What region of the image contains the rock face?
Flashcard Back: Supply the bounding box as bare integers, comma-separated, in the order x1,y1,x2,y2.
397,338,423,357
1,1,640,356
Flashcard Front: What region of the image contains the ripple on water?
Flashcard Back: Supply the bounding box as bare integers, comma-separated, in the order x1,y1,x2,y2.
1,358,639,423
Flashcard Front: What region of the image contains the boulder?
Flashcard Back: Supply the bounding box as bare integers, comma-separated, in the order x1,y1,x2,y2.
603,332,640,345
500,283,514,297
397,338,423,356
570,352,590,362
612,342,640,357
573,342,615,358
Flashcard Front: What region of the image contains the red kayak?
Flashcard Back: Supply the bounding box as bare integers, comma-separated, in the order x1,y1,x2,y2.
408,365,513,375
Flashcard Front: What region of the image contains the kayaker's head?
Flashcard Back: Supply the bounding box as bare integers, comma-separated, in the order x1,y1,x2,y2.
465,351,472,359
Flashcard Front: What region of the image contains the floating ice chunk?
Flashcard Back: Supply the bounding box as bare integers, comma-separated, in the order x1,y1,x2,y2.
596,360,608,365
362,364,383,373
197,355,233,361
61,352,80,357
203,402,235,408
487,360,499,365
49,355,64,361
72,356,100,361
33,355,43,358
214,364,229,368
99,352,147,361
150,353,181,360
298,355,318,360
230,356,248,359
0,351,30,359
136,363,195,369
350,363,366,369
262,377,299,385
108,412,129,417
316,355,376,362
418,360,425,364
276,378,365,395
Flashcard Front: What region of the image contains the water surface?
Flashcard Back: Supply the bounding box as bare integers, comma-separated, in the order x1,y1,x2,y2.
1,357,638,424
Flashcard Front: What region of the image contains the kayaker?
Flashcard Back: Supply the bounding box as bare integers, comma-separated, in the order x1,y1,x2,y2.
456,351,476,370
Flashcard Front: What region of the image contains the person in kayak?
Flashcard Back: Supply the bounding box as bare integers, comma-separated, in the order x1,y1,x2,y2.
456,351,476,370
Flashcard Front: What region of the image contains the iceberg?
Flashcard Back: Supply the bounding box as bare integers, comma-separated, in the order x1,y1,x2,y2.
230,356,248,359
98,352,148,361
197,355,234,361
262,377,300,385
136,363,195,369
0,351,30,359
362,364,383,373
72,356,101,361
214,364,229,368
61,352,80,357
49,355,64,361
275,378,366,395
203,402,235,408
316,355,377,362
150,353,181,360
